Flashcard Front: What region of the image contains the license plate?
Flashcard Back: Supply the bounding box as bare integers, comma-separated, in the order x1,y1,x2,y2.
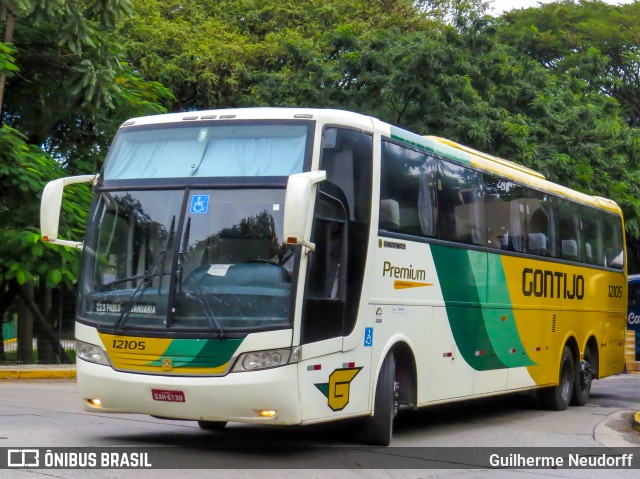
151,389,185,402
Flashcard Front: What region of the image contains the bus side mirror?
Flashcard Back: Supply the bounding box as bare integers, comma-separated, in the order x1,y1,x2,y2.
41,174,98,249
283,171,326,252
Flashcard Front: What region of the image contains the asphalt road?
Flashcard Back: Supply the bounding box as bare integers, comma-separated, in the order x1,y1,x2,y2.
0,373,639,478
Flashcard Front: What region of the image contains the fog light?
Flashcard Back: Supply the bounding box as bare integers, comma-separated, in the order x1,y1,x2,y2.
259,410,277,417
87,399,102,407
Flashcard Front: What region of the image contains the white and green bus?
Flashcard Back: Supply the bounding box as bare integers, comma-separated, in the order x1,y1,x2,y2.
41,108,627,445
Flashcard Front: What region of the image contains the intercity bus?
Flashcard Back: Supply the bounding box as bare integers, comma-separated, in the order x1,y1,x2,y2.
40,108,627,445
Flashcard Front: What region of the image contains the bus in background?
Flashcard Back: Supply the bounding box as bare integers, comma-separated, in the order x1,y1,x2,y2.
40,108,627,445
628,275,640,361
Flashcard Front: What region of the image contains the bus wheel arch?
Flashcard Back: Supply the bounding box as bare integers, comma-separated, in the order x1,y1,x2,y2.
571,336,599,406
364,340,417,445
391,342,417,407
538,341,576,411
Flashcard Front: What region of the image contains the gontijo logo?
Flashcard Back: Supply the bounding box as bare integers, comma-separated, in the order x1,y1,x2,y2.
315,367,362,411
382,261,433,290
521,267,585,300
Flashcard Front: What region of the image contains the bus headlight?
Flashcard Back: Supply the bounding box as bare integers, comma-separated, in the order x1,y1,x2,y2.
76,340,110,366
232,347,300,372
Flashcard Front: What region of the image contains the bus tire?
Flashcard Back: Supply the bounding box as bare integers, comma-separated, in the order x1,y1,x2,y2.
538,346,574,411
571,346,594,406
197,420,227,431
364,353,397,446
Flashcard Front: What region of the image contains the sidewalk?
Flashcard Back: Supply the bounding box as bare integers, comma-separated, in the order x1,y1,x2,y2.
0,364,76,379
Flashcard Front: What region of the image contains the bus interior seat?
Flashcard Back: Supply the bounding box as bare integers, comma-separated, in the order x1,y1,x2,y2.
399,206,421,234
528,233,547,255
585,242,593,263
380,199,400,231
562,239,578,261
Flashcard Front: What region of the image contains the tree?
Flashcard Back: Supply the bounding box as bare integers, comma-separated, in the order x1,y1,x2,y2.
497,0,640,126
1,0,172,172
116,0,640,248
0,0,172,362
117,0,488,111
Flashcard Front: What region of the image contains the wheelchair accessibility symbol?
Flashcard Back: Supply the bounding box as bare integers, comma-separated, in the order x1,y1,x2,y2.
190,195,209,214
364,327,373,347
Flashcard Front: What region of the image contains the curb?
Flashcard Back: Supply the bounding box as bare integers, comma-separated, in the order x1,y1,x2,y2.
634,411,640,434
0,368,76,380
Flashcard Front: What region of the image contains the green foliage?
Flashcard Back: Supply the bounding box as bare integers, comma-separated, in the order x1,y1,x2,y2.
2,0,172,173
0,42,18,77
498,0,640,127
115,0,640,242
0,126,91,288
0,0,171,298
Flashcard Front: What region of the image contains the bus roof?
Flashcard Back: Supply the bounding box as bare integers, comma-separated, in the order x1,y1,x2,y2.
120,107,622,216
120,107,373,130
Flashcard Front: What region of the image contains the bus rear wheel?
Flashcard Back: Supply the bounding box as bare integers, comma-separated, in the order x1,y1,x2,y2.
538,346,574,411
197,420,227,431
571,346,594,406
364,353,398,446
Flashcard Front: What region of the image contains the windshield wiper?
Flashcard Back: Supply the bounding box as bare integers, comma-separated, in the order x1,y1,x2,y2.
112,250,167,333
112,215,176,333
97,271,170,292
177,217,225,338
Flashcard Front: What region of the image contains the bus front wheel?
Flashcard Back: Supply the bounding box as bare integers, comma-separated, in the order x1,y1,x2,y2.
538,346,574,411
364,353,398,446
197,420,227,431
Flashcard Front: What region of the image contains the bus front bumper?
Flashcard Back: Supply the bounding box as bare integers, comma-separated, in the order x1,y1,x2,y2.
77,358,302,425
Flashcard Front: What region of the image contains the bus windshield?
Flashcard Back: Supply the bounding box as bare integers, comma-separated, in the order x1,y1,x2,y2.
103,123,308,180
79,189,294,333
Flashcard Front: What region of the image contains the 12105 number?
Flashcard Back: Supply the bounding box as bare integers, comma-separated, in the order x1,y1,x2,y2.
112,339,146,351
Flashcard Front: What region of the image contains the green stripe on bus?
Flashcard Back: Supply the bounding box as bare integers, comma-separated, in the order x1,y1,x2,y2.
432,245,535,370
484,254,535,368
431,245,504,370
389,126,471,165
147,338,243,368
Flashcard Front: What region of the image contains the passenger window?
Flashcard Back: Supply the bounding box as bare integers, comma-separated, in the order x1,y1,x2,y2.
581,207,604,266
556,199,581,262
483,177,525,252
603,213,624,270
524,190,555,257
380,141,438,237
437,161,485,245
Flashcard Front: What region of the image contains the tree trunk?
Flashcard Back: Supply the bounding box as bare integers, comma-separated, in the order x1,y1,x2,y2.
17,283,70,363
36,281,54,363
0,5,16,123
17,282,34,363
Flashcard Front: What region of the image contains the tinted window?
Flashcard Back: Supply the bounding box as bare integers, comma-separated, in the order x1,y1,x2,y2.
603,213,624,270
438,161,485,245
581,207,604,266
484,177,525,252
380,141,438,237
523,190,556,257
556,199,582,262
